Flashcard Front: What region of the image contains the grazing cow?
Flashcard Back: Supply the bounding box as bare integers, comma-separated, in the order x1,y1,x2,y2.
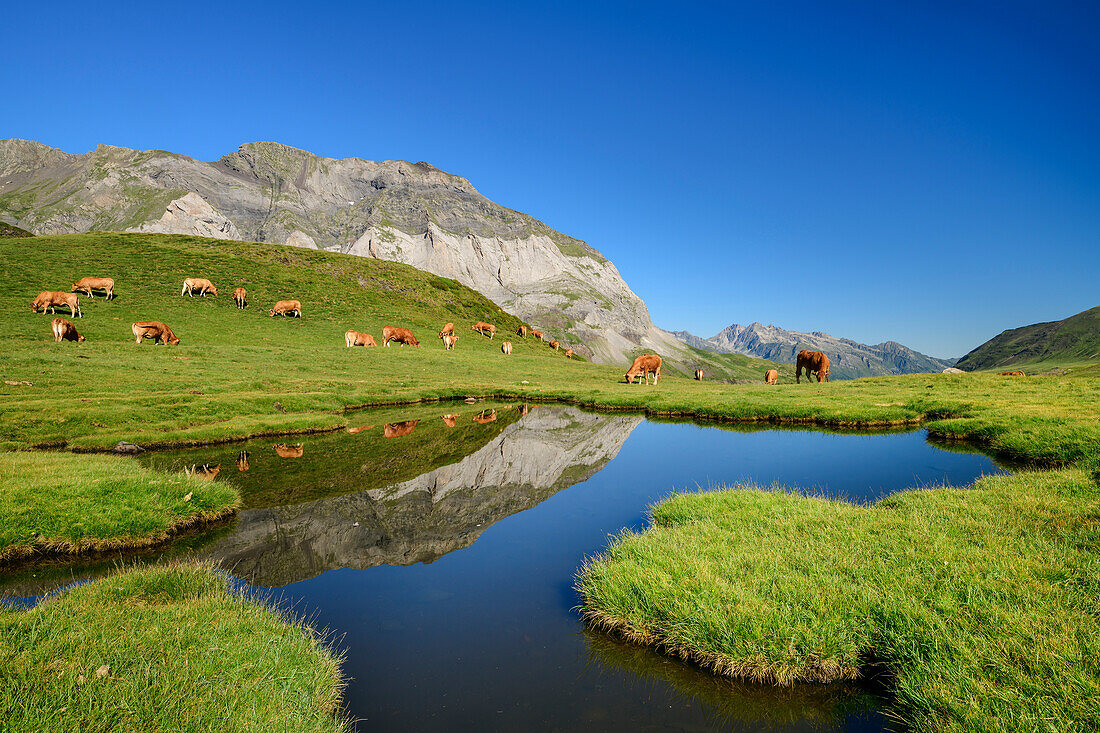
565,348,574,359
132,321,180,345
694,369,703,381
796,350,830,383
501,341,513,355
549,340,560,351
530,329,545,341
273,443,304,458
382,325,420,347
51,318,85,343
471,322,496,339
999,371,1026,377
31,291,81,318
184,464,221,481
441,414,458,428
181,278,218,297
473,409,497,424
71,277,115,300
439,322,455,339
236,451,250,472
384,420,420,438
764,369,779,385
517,325,528,338
269,300,302,318
443,334,459,350
233,288,247,309
624,354,662,385
345,330,378,347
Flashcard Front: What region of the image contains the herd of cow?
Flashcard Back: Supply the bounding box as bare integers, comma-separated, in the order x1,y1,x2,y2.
31,276,834,386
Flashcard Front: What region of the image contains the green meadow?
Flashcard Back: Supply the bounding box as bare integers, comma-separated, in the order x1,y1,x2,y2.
1,232,1098,731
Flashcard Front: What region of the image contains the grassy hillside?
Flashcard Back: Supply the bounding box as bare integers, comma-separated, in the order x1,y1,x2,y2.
0,233,783,450
955,305,1100,372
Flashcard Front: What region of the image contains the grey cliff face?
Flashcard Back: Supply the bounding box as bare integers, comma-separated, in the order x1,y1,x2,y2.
0,138,670,364
194,406,642,586
678,322,954,379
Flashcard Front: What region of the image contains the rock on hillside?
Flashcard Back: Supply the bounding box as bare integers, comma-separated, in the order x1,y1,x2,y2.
677,322,954,379
954,305,1100,371
0,138,675,365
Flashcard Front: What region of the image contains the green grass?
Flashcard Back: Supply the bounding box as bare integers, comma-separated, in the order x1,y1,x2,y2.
0,563,348,732
578,468,1100,731
0,452,239,564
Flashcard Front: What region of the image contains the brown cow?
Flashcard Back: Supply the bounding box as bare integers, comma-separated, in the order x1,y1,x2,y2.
764,369,779,385
520,404,531,416
270,300,302,318
71,277,115,300
471,322,496,339
549,340,560,351
346,425,375,434
184,464,221,481
530,329,545,341
473,409,497,424
501,341,513,355
443,334,459,350
181,278,218,297
31,291,81,318
625,354,662,385
439,322,455,338
382,325,420,347
132,321,180,345
233,287,247,309
441,414,458,428
796,350,830,383
236,451,250,472
384,420,420,438
694,369,703,381
565,348,574,359
517,325,528,338
273,443,304,458
999,371,1026,376
345,330,378,347
51,318,85,343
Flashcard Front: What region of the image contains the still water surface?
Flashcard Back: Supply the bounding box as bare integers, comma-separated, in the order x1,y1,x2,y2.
5,402,1005,731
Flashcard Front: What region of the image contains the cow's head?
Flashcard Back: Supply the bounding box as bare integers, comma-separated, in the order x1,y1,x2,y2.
268,309,277,317
209,286,218,296
168,336,181,346
817,369,829,383
77,334,87,342
71,283,79,292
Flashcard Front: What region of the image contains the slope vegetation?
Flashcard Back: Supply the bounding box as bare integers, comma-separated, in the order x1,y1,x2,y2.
955,305,1100,371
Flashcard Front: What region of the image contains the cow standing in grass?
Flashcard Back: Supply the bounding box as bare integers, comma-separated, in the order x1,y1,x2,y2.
345,330,377,347
625,354,662,385
517,325,528,338
181,278,218,297
383,326,420,347
443,334,459,350
51,318,85,342
270,300,302,318
795,350,830,383
765,369,779,385
31,291,81,318
565,348,574,359
132,321,180,345
501,341,513,355
233,288,247,309
71,277,115,300
549,340,560,351
471,322,496,339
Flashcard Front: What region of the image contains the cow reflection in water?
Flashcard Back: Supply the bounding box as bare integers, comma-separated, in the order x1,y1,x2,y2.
184,464,221,480
346,425,375,435
473,409,497,424
384,420,420,439
273,443,304,458
236,451,250,472
440,414,458,428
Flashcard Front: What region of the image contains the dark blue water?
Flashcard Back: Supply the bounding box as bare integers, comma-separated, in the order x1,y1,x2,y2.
4,405,1004,731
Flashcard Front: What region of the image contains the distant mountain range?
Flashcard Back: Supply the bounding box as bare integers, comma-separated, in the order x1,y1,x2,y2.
954,305,1100,371
672,322,955,379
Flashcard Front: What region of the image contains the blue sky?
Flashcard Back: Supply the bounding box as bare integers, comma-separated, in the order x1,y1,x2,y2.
4,1,1097,357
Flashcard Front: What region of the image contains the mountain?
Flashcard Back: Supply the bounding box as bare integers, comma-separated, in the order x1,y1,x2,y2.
675,322,955,379
954,305,1100,372
0,138,682,365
